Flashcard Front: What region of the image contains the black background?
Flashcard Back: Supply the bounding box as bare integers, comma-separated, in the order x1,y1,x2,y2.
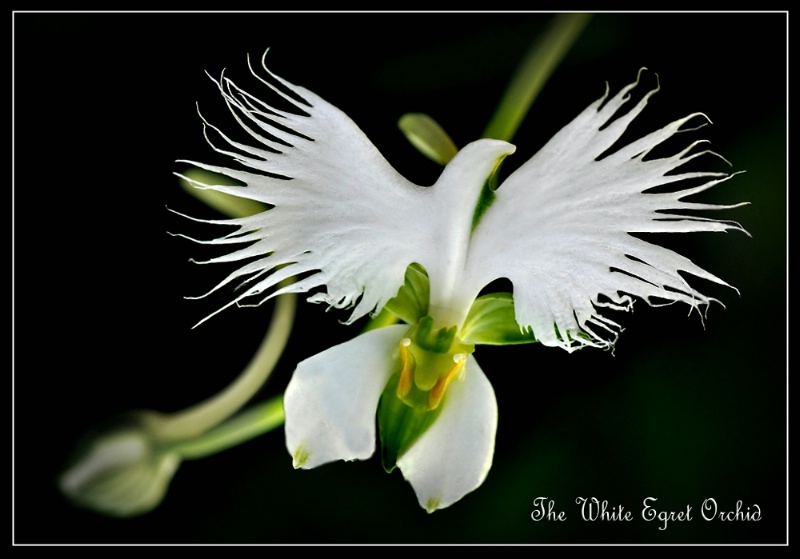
14,12,786,543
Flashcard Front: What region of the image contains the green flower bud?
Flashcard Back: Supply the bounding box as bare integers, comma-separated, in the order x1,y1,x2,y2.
59,412,180,518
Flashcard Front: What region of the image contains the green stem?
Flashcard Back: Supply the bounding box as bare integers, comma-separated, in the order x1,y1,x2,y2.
482,13,591,142
172,395,285,460
158,291,297,440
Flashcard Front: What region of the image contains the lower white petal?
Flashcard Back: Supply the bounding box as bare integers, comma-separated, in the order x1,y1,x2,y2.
284,325,407,469
396,356,497,512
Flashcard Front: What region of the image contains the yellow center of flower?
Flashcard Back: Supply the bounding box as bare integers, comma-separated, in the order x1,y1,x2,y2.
395,316,474,411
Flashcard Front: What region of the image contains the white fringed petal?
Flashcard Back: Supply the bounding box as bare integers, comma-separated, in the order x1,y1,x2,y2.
465,71,747,351
396,356,497,513
177,53,515,327
180,60,744,347
176,53,429,326
284,325,407,469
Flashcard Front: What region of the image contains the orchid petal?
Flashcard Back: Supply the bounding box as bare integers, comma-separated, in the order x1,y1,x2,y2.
177,53,430,326
396,356,497,512
284,325,407,469
466,70,747,352
177,53,516,328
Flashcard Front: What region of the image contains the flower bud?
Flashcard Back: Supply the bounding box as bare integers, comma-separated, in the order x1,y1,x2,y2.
59,412,180,518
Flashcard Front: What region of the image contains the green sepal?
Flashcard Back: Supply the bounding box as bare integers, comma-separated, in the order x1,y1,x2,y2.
460,292,539,346
361,306,400,333
383,263,430,325
397,113,458,166
377,372,443,473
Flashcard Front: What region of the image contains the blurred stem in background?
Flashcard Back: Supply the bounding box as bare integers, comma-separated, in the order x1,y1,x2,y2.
59,173,294,517
58,12,590,517
482,12,590,142
399,13,590,166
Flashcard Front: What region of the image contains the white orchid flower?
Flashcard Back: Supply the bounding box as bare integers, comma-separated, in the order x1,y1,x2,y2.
176,53,746,512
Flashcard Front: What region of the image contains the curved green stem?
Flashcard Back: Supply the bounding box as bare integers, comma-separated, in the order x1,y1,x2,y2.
172,395,285,460
482,13,591,142
158,292,296,440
